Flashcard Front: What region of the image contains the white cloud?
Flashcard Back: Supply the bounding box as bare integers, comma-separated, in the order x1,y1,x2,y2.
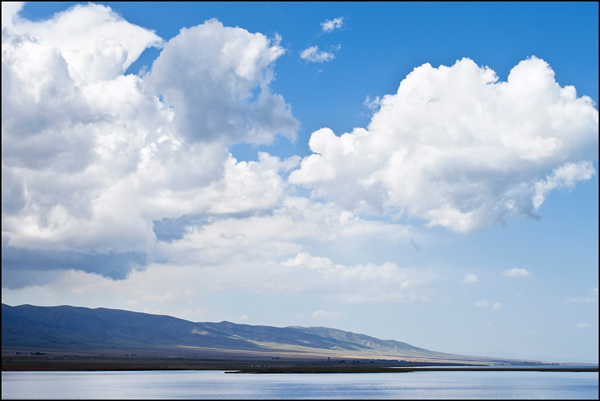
565,289,599,303
289,57,598,233
2,242,437,312
151,246,436,304
475,299,502,310
7,3,163,83
502,268,531,277
475,299,490,308
576,323,591,329
295,310,347,320
462,274,479,283
153,195,412,268
364,95,382,110
312,310,346,319
300,45,336,63
281,252,437,300
1,6,299,284
145,19,298,144
321,17,344,33
2,8,171,257
283,252,334,270
147,198,420,304
565,296,597,303
533,161,596,210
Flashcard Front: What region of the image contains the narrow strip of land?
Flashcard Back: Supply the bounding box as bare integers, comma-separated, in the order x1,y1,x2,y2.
229,366,599,374
3,355,597,373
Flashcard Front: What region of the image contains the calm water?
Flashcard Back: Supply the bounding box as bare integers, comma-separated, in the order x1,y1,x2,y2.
2,370,598,399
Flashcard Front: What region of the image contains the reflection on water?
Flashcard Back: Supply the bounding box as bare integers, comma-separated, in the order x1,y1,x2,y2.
2,370,599,399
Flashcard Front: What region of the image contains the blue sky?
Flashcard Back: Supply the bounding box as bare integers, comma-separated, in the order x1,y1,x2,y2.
2,2,598,363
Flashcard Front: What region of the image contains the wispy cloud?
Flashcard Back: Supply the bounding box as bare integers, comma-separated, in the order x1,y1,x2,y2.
565,288,599,303
475,300,502,310
475,299,490,308
576,323,591,329
363,95,382,110
294,310,347,320
502,268,531,278
321,17,344,33
300,45,338,63
462,274,479,283
312,310,347,319
533,162,596,210
565,296,598,303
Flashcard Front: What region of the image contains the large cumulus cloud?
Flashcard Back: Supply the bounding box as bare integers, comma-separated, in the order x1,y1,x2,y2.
289,57,598,233
144,19,298,144
2,4,298,285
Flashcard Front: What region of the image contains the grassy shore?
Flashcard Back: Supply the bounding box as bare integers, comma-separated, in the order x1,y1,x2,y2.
0,355,434,372
230,366,599,374
3,352,597,373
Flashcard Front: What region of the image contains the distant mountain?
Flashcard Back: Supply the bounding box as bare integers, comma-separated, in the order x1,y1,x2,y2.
1,303,479,361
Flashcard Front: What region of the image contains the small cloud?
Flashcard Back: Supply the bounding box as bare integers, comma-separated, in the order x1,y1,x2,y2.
462,274,479,283
564,296,597,303
137,65,149,77
502,268,531,277
282,252,333,270
321,17,344,33
576,323,591,329
312,310,347,319
177,308,208,321
475,299,490,308
239,315,249,322
296,310,347,320
364,95,382,110
567,288,600,302
475,299,501,310
300,45,336,63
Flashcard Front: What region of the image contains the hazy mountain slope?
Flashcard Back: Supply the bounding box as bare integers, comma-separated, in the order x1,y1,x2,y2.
294,326,443,356
198,321,372,351
2,303,442,357
2,304,260,351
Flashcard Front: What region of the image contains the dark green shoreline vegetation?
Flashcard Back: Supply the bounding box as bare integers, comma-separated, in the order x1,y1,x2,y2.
3,351,596,373
0,349,477,372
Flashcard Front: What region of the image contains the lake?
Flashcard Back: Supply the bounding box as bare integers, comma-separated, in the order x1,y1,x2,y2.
2,370,598,399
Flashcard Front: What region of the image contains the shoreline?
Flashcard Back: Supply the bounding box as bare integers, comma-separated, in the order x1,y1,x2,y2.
4,350,597,374
226,367,599,374
3,356,597,374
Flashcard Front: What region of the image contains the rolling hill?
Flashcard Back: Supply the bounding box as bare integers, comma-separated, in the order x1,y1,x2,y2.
1,303,493,363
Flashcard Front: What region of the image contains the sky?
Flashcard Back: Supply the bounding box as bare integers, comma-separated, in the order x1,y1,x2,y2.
1,2,598,363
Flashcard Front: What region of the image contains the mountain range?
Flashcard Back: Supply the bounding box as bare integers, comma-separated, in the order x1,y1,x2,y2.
1,303,508,364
